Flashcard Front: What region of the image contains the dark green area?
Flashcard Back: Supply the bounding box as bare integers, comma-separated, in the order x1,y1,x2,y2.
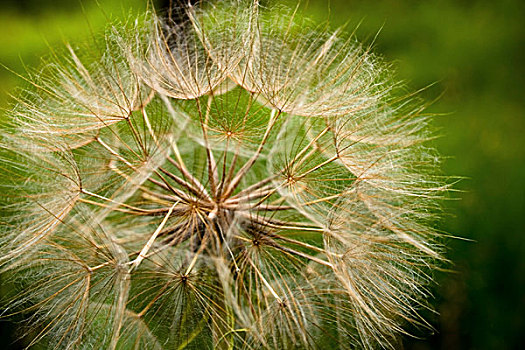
1,0,523,349
290,1,524,349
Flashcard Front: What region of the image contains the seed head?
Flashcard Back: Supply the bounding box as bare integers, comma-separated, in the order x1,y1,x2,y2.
0,1,450,349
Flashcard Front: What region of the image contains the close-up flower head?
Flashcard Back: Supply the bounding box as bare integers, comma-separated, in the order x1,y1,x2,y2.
1,0,455,349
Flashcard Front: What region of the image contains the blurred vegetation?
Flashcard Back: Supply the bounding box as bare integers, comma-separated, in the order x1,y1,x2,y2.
282,1,525,349
0,0,523,349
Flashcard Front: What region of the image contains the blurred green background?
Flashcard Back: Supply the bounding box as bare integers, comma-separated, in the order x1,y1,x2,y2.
0,0,523,349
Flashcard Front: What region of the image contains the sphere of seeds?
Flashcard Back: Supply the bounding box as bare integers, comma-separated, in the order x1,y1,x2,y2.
0,1,448,349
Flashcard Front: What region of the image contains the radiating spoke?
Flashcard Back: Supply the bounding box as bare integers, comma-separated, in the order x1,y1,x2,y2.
222,109,281,199
131,200,180,271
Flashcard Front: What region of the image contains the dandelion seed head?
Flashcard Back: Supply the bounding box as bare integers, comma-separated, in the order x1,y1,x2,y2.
0,1,451,349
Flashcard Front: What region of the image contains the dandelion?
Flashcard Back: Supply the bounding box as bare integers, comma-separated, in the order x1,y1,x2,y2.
0,1,450,349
